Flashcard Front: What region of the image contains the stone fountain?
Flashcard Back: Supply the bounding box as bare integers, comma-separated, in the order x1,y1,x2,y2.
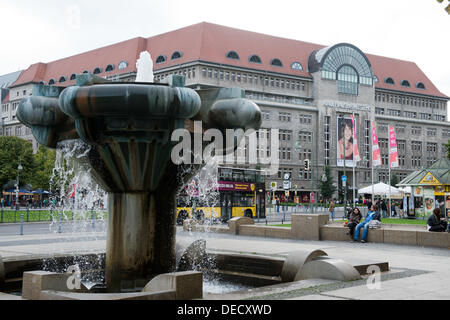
16,71,261,293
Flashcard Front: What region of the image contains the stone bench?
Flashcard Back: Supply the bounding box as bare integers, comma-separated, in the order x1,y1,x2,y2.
320,223,449,248
182,215,449,249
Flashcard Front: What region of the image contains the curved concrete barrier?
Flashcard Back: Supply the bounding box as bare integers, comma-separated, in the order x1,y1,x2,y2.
295,258,362,281
175,238,206,271
280,249,328,282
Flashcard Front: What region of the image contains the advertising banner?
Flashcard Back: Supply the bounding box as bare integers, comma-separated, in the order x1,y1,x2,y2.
388,126,399,168
350,114,361,162
423,187,435,216
371,122,381,167
337,117,356,167
218,181,256,192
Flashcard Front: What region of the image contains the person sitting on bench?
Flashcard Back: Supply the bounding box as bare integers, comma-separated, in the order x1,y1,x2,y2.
347,207,363,239
353,205,378,243
427,208,448,232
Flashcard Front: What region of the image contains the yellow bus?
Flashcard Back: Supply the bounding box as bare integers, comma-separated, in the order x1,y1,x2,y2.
176,167,266,224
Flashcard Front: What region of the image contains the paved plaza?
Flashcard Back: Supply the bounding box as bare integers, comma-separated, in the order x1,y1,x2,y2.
0,221,448,300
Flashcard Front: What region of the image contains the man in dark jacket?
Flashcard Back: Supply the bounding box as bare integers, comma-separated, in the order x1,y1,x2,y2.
427,208,448,232
380,199,387,218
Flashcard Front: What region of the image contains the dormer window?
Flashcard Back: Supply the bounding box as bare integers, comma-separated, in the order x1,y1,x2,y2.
83,70,89,74
105,64,114,72
155,55,167,64
93,67,102,74
374,75,379,82
249,55,262,64
171,51,182,60
416,82,426,90
226,51,240,60
401,80,410,87
70,74,76,80
270,58,283,67
59,76,66,83
384,77,395,85
118,61,128,70
290,62,303,70
48,79,56,85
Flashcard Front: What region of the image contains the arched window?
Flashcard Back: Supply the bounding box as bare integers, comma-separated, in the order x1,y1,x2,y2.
310,43,373,86
337,65,358,95
59,76,66,83
83,70,89,74
291,62,303,70
401,80,410,87
226,51,240,60
105,64,114,72
385,77,395,85
48,78,56,85
70,74,76,80
39,81,46,85
171,51,182,60
416,82,426,90
118,61,128,70
93,67,102,75
270,58,283,67
373,75,379,83
249,55,262,64
155,55,166,64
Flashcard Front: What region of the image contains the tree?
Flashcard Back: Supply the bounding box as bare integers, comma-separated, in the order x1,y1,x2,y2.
391,173,399,187
0,136,35,190
318,166,336,202
31,145,57,190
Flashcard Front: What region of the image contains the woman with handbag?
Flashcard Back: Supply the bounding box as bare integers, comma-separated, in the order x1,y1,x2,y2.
427,208,448,232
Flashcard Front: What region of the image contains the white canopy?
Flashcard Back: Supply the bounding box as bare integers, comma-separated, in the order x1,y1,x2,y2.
398,186,412,194
358,182,404,197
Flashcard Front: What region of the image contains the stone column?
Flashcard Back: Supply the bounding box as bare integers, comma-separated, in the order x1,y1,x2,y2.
105,191,177,292
291,213,329,240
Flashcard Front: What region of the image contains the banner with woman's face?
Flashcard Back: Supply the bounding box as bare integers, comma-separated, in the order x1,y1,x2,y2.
337,117,355,167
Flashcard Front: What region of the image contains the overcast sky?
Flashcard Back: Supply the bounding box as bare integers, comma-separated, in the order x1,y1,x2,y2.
1,0,449,97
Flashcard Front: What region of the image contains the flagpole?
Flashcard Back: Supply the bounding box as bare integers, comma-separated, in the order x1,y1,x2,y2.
352,113,356,209
389,145,391,218
371,122,375,205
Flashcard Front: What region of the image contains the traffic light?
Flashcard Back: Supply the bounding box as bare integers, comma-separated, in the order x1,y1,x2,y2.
304,159,310,171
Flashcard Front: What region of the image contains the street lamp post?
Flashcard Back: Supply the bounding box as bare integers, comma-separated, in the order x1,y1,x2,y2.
15,160,23,211
340,116,348,219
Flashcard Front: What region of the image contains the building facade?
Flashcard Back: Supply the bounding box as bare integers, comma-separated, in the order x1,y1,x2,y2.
1,22,448,201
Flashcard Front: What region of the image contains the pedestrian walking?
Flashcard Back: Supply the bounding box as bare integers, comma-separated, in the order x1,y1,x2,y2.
328,199,335,221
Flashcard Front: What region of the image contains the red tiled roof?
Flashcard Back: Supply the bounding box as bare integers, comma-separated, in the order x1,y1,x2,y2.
367,53,445,97
10,22,448,99
10,37,143,88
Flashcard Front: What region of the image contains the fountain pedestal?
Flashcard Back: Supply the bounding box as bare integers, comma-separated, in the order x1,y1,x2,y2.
106,192,177,291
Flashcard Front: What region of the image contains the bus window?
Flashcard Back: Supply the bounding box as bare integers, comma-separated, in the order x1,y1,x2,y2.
244,171,256,182
177,195,192,207
233,171,244,182
256,173,265,183
220,168,233,181
232,194,254,207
